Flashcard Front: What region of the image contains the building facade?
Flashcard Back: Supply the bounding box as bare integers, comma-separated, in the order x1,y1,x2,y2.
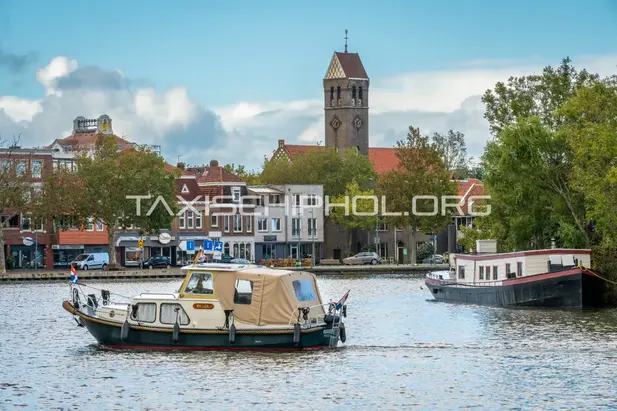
250,184,324,262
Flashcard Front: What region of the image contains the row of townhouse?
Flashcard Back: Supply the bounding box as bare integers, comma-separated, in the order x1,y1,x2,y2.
0,115,326,269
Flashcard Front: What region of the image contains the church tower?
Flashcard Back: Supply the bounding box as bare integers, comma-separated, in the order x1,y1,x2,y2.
323,31,370,155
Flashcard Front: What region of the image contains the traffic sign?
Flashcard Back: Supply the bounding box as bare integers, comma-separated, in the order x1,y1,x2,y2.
137,239,144,249
186,240,195,252
204,239,213,251
214,241,223,252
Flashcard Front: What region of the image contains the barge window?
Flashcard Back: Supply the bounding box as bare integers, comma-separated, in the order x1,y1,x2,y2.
160,303,190,325
458,265,465,279
517,262,523,277
493,266,498,280
234,279,253,304
292,280,316,301
485,266,490,279
479,266,484,280
130,303,156,323
185,272,214,295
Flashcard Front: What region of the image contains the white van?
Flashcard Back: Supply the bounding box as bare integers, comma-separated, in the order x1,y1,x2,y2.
70,253,109,270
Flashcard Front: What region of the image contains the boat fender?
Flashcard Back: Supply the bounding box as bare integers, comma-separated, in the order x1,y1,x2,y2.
339,323,346,343
172,322,180,343
293,323,301,344
121,320,131,341
229,324,236,344
342,305,347,318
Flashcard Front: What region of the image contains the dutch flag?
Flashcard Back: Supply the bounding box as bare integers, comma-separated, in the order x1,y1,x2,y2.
70,265,78,284
335,290,350,310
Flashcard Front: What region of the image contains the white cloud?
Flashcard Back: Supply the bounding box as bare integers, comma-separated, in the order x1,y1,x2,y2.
1,53,616,169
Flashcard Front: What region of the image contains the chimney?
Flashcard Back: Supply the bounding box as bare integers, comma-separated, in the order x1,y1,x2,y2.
278,139,285,148
209,159,219,167
177,162,185,170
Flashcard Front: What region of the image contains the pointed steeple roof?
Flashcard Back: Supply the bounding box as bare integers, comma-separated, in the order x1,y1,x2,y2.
324,52,369,80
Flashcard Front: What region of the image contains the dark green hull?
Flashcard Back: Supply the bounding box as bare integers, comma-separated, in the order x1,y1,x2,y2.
65,301,337,351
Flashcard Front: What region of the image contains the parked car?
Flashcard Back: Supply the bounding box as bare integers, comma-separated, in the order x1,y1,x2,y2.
141,256,171,269
423,254,444,264
71,253,109,270
214,253,234,263
342,252,381,265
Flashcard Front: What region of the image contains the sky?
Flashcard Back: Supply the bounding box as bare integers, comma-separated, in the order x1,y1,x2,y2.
0,0,616,169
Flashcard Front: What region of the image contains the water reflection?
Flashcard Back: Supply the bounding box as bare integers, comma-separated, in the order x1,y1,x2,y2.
1,276,616,409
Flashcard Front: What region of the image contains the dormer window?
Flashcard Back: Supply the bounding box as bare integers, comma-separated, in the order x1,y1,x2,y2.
232,187,241,204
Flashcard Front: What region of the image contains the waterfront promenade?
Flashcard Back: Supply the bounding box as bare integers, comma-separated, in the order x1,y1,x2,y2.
0,263,448,281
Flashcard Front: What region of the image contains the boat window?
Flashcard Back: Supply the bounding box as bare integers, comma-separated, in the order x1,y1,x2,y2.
479,266,484,280
184,272,214,295
130,302,156,323
516,262,523,277
160,303,190,325
492,266,498,280
292,280,316,301
458,265,465,279
485,266,491,279
234,279,253,305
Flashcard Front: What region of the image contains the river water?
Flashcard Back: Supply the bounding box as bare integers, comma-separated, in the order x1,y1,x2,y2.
1,274,617,410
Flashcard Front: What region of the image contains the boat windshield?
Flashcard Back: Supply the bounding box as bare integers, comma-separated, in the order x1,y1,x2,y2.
184,272,214,295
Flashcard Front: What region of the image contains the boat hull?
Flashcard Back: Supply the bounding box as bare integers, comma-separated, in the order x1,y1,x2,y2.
425,268,606,308
63,301,336,350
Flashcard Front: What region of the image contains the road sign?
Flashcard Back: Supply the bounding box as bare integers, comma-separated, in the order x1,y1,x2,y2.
22,237,34,246
213,251,222,260
204,239,213,251
137,239,144,249
186,240,195,252
214,241,223,252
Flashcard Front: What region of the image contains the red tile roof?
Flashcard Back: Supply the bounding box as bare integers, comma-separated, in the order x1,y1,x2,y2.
457,178,484,215
334,52,369,79
54,132,133,148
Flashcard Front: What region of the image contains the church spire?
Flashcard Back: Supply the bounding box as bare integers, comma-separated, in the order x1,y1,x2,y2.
344,29,348,53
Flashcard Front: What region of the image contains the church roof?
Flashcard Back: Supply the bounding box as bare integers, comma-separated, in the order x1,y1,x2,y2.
325,52,369,79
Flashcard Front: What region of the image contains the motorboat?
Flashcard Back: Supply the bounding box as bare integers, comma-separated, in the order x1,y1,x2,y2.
62,263,349,350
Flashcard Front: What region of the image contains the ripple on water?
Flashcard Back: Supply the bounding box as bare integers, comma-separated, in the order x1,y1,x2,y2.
1,276,617,410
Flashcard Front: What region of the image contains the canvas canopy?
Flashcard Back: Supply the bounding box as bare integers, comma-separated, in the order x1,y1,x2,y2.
211,267,325,326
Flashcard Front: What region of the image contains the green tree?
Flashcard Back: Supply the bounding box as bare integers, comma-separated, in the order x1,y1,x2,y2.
41,135,179,269
430,130,471,179
0,137,37,274
379,126,458,263
329,180,379,252
223,163,262,185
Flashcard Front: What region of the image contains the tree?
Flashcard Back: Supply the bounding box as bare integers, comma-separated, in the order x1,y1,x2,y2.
481,57,600,135
430,130,470,179
223,163,262,185
41,135,179,269
261,148,376,197
329,180,379,252
0,137,36,274
379,126,458,264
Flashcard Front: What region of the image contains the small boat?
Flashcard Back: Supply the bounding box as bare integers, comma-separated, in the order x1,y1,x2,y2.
63,263,349,350
425,247,607,308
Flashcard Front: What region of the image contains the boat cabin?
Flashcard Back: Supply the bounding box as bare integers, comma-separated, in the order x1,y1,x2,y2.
452,248,591,285
118,263,327,329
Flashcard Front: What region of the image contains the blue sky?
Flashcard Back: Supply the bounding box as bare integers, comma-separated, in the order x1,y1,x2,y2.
2,0,617,106
0,0,616,169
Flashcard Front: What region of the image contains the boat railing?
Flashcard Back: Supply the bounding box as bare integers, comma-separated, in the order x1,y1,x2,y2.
138,293,177,298
286,301,346,326
69,282,131,313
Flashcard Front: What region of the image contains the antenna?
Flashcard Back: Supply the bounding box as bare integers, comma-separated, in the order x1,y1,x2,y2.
344,29,348,53
178,154,182,163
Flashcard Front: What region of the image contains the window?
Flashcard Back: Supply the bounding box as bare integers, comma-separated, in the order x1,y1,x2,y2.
330,86,334,104
187,211,194,229
292,218,301,236
184,272,214,295
160,303,190,325
232,187,241,204
485,266,491,280
292,280,316,301
292,194,301,206
306,194,317,206
245,243,251,261
1,215,19,228
258,218,268,232
96,219,104,231
224,215,230,232
21,215,30,231
34,219,43,232
130,303,156,323
233,214,242,232
16,161,26,176
359,86,363,101
224,242,230,256
234,279,253,304
233,243,239,257
245,216,252,233
195,211,202,229
380,243,388,259
211,214,218,227
493,265,498,280
271,218,281,232
86,217,94,231
352,85,357,98
179,212,186,229
269,195,281,204
479,266,484,280
31,160,42,178
377,218,388,231
0,159,8,172
506,263,512,278
458,265,465,279
337,86,341,99
308,218,317,236
517,262,523,277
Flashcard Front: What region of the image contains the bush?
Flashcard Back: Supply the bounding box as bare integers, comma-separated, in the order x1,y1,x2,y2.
416,242,435,263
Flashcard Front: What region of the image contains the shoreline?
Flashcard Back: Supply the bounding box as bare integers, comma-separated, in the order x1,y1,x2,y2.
0,263,448,282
